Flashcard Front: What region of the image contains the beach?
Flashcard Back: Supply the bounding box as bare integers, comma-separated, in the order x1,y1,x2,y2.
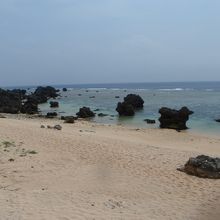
0,116,219,220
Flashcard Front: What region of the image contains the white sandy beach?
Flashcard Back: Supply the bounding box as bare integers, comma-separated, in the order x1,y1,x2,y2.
0,116,220,220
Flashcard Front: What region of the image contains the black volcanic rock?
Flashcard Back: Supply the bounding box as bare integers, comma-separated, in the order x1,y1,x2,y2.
63,88,67,92
144,119,156,124
124,94,144,109
0,86,59,115
64,117,75,123
27,94,47,104
159,107,193,130
116,94,144,116
50,101,59,108
98,113,108,117
215,119,220,123
33,86,59,104
61,116,77,123
116,102,135,116
178,155,220,179
76,107,95,118
21,100,38,114
46,112,58,118
11,89,27,99
0,89,22,114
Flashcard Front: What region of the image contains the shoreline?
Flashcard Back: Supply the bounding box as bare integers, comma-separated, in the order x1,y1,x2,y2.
0,115,220,219
2,112,220,139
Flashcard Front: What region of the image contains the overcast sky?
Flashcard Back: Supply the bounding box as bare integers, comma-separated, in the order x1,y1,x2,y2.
0,0,220,86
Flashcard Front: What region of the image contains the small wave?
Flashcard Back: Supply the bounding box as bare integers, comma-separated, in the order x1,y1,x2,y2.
109,88,121,90
86,88,107,90
135,89,149,91
158,88,184,91
205,89,214,91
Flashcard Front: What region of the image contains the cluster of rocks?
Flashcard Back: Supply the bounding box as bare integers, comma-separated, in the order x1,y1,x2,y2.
178,155,220,179
116,94,144,116
115,94,194,130
46,112,58,118
0,87,198,132
0,86,60,115
41,124,62,130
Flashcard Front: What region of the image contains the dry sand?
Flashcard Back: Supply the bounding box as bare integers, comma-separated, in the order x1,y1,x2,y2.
0,116,220,220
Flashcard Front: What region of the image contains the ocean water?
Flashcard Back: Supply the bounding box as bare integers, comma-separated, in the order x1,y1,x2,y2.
36,81,220,135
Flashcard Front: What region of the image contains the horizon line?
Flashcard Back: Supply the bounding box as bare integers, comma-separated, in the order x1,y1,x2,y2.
2,80,220,88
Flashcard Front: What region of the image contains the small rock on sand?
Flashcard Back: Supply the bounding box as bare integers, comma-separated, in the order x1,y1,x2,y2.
54,125,62,130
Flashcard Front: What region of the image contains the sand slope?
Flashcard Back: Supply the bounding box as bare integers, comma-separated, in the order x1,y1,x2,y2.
0,117,220,220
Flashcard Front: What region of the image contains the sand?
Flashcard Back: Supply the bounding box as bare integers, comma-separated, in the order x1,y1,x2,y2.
0,116,220,220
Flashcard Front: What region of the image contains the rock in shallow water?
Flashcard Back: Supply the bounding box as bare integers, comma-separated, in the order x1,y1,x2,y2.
178,155,220,179
144,119,156,124
116,102,135,116
159,106,193,130
116,94,144,116
123,94,144,109
76,107,95,118
46,112,58,118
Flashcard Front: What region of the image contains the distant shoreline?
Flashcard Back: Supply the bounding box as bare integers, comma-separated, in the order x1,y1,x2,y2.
2,80,220,90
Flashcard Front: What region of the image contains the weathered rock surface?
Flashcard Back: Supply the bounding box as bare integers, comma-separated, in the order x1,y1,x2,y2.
159,106,193,130
34,86,59,100
11,89,27,99
124,94,144,109
116,94,144,116
0,89,22,114
0,86,59,115
116,102,135,116
178,155,220,179
21,100,38,114
32,86,59,104
76,107,95,118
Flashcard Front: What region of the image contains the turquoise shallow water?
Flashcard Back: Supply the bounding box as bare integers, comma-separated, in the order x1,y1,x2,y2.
38,82,220,135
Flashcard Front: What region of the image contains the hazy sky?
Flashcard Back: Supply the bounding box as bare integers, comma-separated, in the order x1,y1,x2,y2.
0,0,220,86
